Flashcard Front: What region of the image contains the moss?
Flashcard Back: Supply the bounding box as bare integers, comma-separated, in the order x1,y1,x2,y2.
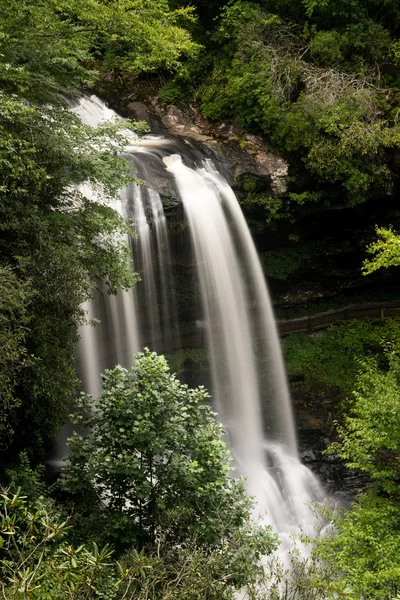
260,243,317,280
165,348,209,376
241,177,259,193
283,317,400,397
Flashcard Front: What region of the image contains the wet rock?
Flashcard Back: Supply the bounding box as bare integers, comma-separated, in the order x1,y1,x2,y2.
301,448,317,463
151,102,222,156
149,98,288,197
127,101,152,127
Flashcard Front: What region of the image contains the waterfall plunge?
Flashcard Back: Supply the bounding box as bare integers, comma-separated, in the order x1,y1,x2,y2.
73,95,326,544
164,154,325,536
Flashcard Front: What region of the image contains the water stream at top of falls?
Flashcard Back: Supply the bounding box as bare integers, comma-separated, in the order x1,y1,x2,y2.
72,95,327,547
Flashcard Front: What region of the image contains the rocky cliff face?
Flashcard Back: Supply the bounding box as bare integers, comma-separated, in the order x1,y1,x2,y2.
126,97,289,199
118,95,400,312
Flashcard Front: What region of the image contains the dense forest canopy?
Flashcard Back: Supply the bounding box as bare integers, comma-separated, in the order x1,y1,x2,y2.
1,0,400,598
162,0,400,223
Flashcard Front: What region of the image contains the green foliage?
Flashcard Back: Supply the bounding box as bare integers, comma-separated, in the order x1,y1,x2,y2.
314,356,400,598
0,484,123,599
0,0,201,461
0,0,199,102
284,318,400,394
329,355,400,494
241,190,323,225
61,350,277,558
241,193,284,224
0,353,278,599
259,348,400,598
363,226,400,274
260,243,317,280
0,483,271,600
165,348,209,375
0,92,140,460
318,494,400,599
0,270,32,450
163,0,400,216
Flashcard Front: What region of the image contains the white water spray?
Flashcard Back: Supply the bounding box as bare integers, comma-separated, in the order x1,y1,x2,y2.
164,154,326,538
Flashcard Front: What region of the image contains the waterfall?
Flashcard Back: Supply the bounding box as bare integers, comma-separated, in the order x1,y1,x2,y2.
128,184,161,350
147,187,179,352
72,96,179,379
202,161,297,455
163,155,325,537
72,95,326,545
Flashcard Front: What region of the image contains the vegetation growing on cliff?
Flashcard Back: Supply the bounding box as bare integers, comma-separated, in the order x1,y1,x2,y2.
163,0,400,222
363,226,400,274
284,317,400,395
282,319,400,597
316,354,400,597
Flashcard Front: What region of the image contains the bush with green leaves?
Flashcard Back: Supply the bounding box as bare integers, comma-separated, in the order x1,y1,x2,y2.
314,355,400,598
0,486,120,600
252,352,400,599
0,352,278,600
363,226,400,275
260,242,318,280
0,482,274,600
61,350,277,562
283,317,400,396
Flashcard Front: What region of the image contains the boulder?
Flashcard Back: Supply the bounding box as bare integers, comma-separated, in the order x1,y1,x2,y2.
126,101,152,127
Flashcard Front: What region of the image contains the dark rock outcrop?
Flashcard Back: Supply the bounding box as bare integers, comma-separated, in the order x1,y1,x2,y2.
124,98,289,199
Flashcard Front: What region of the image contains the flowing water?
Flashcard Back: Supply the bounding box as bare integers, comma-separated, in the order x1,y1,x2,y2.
71,95,327,547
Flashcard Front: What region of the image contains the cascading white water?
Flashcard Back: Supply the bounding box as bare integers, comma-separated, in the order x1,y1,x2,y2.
128,184,161,349
74,183,141,396
72,98,142,391
71,95,327,547
79,299,103,400
147,187,179,350
73,96,178,377
163,154,266,487
202,160,297,455
164,154,325,539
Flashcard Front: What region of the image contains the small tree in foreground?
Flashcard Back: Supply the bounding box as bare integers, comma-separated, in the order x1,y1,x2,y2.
61,350,277,587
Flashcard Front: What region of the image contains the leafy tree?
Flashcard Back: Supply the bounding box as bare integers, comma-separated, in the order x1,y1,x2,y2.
363,226,400,274
0,93,140,461
0,355,277,600
261,352,400,599
0,0,200,462
0,269,32,452
330,355,400,495
315,356,400,598
0,0,199,102
61,350,277,559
